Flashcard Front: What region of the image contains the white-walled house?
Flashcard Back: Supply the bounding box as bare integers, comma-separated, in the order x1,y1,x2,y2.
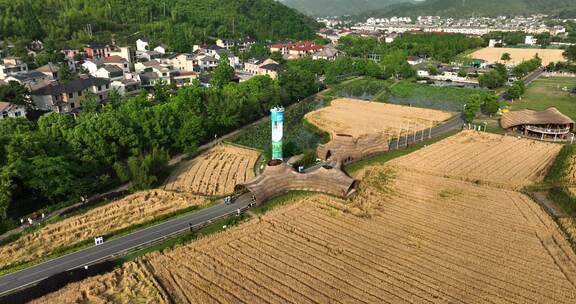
136,39,150,52
82,60,100,75
94,65,124,80
154,45,167,55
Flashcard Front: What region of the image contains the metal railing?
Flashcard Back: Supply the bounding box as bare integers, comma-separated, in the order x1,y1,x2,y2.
525,125,571,135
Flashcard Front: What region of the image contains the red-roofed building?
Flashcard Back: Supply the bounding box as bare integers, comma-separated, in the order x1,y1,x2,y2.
270,41,324,59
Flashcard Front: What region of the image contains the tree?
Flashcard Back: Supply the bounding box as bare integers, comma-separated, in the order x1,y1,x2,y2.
426,64,439,76
501,53,511,62
506,80,526,100
81,93,99,113
0,81,32,108
211,53,235,88
464,94,482,122
153,80,171,103
57,63,78,83
483,94,500,115
458,68,468,78
23,156,78,201
564,45,576,62
127,148,169,190
270,51,285,64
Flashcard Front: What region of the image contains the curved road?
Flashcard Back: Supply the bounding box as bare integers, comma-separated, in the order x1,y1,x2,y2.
0,194,253,296
0,115,464,297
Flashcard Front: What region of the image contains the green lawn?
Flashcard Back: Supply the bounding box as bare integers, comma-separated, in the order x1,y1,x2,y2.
509,77,576,121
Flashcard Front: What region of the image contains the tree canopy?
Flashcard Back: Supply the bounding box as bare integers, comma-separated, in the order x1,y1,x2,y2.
0,0,319,53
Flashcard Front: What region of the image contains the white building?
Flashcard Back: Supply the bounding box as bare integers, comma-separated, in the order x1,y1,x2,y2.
525,35,538,46
136,39,150,52
154,45,167,55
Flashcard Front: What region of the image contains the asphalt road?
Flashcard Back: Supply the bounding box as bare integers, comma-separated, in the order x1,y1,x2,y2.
0,194,253,296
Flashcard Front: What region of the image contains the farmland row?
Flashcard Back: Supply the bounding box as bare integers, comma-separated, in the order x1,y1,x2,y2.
392,131,562,188
164,144,258,195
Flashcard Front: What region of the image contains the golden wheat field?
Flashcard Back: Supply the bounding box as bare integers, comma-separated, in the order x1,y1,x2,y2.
0,190,206,269
305,98,453,137
164,144,259,195
30,261,169,304
391,130,562,189
470,47,566,66
38,163,576,303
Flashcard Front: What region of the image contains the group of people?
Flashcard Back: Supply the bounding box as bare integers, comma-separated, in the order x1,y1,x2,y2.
20,213,45,226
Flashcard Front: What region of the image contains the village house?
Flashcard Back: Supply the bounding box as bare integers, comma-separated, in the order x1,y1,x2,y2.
109,46,135,64
31,77,111,113
4,70,52,88
166,53,197,72
101,56,130,73
0,57,28,80
0,101,27,119
312,45,339,61
84,43,112,60
62,46,81,61
136,39,150,52
407,56,425,65
154,44,168,55
270,41,324,59
216,38,256,52
94,65,124,80
36,63,60,79
243,58,280,79
111,76,142,96
171,71,198,87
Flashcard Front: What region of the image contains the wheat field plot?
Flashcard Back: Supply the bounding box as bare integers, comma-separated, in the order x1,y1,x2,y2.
36,168,576,303
0,190,206,269
34,132,576,303
470,47,566,66
31,261,169,304
391,130,562,188
164,144,259,195
305,98,453,137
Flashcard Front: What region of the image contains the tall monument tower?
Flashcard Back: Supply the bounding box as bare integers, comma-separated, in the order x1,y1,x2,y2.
270,106,285,160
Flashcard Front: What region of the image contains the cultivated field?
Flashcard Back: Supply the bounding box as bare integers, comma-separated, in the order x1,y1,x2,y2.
164,144,259,195
305,98,453,137
470,47,565,66
31,261,169,304
40,165,576,303
391,130,562,189
0,190,206,269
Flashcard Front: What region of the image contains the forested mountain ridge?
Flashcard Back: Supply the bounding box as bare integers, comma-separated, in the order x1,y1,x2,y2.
364,0,576,18
0,0,319,52
280,0,409,17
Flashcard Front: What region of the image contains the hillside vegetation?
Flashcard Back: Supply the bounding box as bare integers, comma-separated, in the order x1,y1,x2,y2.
366,0,576,18
0,0,319,52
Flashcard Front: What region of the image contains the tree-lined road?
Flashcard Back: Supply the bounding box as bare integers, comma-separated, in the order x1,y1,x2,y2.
0,195,253,296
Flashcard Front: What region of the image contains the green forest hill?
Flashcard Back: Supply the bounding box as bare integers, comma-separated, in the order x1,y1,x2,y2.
364,0,576,18
0,0,319,52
